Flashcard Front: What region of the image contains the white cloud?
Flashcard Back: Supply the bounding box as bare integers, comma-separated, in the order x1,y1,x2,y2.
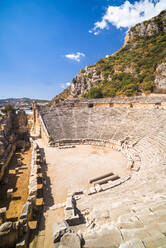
60,82,71,89
65,52,85,62
90,0,166,34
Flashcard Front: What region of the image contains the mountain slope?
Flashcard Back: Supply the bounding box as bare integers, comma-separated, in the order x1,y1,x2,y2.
52,10,166,102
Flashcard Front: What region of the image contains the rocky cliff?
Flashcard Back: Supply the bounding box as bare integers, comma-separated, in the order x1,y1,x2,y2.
52,9,166,102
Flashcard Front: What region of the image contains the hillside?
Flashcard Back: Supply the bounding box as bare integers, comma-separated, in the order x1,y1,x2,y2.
52,10,166,102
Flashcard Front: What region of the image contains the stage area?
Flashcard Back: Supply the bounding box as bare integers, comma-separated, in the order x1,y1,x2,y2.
38,142,128,204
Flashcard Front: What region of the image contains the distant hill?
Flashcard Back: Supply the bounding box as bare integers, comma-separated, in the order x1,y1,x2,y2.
52,9,166,103
0,98,49,107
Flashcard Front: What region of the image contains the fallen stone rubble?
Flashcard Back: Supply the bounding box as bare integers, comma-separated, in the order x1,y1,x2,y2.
0,140,44,248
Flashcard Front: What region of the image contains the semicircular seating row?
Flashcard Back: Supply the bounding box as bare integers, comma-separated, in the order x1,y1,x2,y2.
41,106,166,247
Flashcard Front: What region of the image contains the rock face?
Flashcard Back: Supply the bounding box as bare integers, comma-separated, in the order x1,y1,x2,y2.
124,11,166,45
70,66,102,98
155,62,166,89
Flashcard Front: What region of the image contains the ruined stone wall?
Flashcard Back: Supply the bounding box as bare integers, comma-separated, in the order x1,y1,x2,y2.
0,110,29,182
49,94,166,109
32,102,51,144
0,141,43,248
32,102,41,137
39,114,50,145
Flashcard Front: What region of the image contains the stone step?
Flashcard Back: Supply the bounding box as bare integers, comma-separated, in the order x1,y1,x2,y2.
119,239,145,248
95,175,120,185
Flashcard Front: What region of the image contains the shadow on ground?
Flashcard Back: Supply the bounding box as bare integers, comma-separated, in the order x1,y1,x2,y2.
28,147,54,246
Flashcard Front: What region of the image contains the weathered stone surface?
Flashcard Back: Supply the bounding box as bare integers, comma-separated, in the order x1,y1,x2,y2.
0,222,18,248
66,196,74,210
20,202,30,220
16,239,26,248
59,233,81,248
121,228,151,241
0,207,6,222
155,62,166,89
7,188,13,199
0,222,12,233
84,225,123,248
53,221,69,243
65,209,80,226
119,239,145,248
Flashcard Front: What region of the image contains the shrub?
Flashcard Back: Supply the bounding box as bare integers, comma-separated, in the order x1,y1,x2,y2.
102,87,116,97
2,104,15,114
87,87,103,99
81,69,85,73
141,81,155,92
88,73,92,79
72,78,77,84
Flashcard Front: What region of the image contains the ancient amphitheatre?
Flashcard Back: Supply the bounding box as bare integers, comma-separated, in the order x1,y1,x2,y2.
0,7,166,248
29,95,166,248
2,95,166,247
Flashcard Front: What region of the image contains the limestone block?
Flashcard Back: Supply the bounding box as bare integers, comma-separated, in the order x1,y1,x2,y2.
120,175,131,183
59,232,81,248
143,235,166,248
121,228,151,241
73,190,84,195
20,202,30,220
27,195,36,203
53,221,69,243
94,184,102,193
0,207,6,222
0,221,12,233
17,159,22,166
108,179,121,188
132,164,140,172
119,239,145,248
0,221,19,248
84,225,123,247
66,197,74,210
29,186,37,196
16,239,26,248
65,209,80,226
127,160,133,169
7,188,13,199
88,187,96,195
100,183,110,191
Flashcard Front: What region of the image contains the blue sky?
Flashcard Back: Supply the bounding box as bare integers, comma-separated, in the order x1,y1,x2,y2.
0,0,165,100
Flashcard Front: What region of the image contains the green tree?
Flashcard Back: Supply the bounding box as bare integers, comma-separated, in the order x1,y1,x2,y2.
1,104,15,114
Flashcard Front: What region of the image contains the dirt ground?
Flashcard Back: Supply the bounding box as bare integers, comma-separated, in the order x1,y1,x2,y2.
42,144,128,204
0,148,32,222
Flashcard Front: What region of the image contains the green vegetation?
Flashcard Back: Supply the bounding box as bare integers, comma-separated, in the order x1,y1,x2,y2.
84,20,166,98
52,10,166,101
1,104,15,114
80,69,85,73
83,87,103,99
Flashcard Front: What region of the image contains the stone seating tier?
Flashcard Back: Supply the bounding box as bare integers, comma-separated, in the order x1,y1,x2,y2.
41,107,166,146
